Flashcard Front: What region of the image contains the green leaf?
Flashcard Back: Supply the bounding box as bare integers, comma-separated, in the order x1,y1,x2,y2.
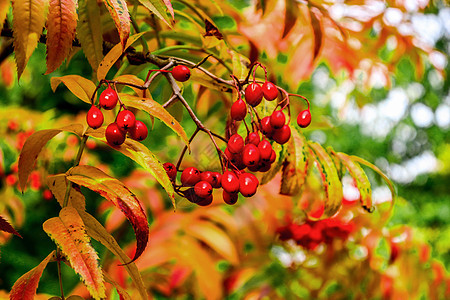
77,0,104,71
308,141,343,219
137,0,173,27
86,128,176,209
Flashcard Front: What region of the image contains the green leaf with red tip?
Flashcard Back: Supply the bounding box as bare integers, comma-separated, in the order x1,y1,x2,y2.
334,152,373,212
308,141,343,218
18,124,84,192
0,215,22,238
45,0,78,74
43,207,106,299
119,93,190,149
280,128,309,195
10,251,55,300
51,75,96,104
66,165,149,263
101,0,130,49
86,128,176,209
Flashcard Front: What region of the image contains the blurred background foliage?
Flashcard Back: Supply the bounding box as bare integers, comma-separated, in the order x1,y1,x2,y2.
0,0,449,299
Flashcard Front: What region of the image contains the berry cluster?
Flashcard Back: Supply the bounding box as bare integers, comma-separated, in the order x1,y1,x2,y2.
163,162,259,206
276,218,355,250
86,85,148,146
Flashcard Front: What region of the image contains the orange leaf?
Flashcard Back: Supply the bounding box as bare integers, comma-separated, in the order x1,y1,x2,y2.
45,0,78,74
46,174,86,211
114,75,146,97
309,8,323,63
119,93,190,149
51,75,96,104
86,128,176,209
12,0,49,79
0,0,10,26
101,0,130,49
66,165,149,263
43,207,106,299
281,0,299,38
10,251,55,300
0,215,22,238
97,32,144,81
18,124,84,192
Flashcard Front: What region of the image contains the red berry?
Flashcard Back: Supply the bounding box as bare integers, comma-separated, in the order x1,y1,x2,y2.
128,120,148,141
197,194,213,206
200,171,222,188
258,161,272,172
86,105,104,129
105,122,126,146
239,173,259,197
172,65,191,82
228,134,244,154
270,110,286,129
99,86,118,110
194,181,213,198
273,125,291,144
245,132,260,145
242,144,261,167
258,140,273,161
181,167,201,186
223,190,238,205
231,99,247,121
116,110,136,131
184,188,202,204
262,81,278,101
297,109,312,128
163,162,177,181
221,171,240,193
269,150,276,163
244,82,263,107
260,116,274,135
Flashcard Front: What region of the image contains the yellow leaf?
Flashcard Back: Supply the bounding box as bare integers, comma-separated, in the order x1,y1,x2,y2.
119,93,190,149
77,0,103,71
46,174,86,211
86,128,177,209
43,208,105,299
18,124,84,192
10,251,56,300
45,0,78,74
12,0,49,79
0,0,10,27
100,0,130,48
97,32,144,81
102,272,132,300
114,74,146,97
51,75,97,104
66,165,149,263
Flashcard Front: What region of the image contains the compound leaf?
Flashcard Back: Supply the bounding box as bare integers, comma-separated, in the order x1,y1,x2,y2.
43,207,105,299
10,251,55,300
45,0,78,74
66,165,149,263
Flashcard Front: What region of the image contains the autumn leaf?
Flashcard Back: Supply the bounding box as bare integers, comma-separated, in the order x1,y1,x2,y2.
308,141,343,219
137,0,173,26
0,215,22,238
103,272,132,300
0,0,10,26
101,0,130,48
162,0,174,19
46,174,86,211
334,152,373,212
309,7,323,63
12,0,49,79
43,207,106,299
10,251,55,300
77,0,104,71
66,165,149,263
281,0,299,38
51,75,97,104
18,124,84,192
114,75,146,97
280,128,309,195
97,32,144,81
86,128,176,209
45,0,78,74
119,93,190,148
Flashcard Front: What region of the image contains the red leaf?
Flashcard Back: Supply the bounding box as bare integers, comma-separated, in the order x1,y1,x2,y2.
66,165,149,263
101,0,130,48
0,215,22,238
10,251,55,300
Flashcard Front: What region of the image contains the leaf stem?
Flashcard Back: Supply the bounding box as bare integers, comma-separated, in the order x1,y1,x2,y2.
56,249,65,300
